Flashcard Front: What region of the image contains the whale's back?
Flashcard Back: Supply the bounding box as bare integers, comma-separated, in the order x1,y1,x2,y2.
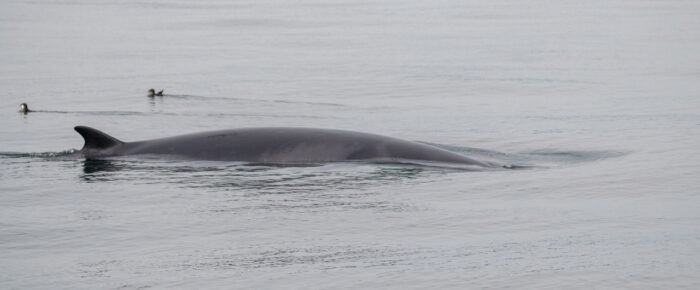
75,126,488,166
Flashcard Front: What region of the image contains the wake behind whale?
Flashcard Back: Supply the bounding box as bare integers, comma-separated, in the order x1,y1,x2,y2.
74,126,493,167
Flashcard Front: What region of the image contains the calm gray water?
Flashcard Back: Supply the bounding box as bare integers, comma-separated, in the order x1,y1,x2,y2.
2,0,700,289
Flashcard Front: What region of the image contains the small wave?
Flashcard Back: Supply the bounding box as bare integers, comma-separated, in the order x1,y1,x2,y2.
77,111,156,116
522,149,627,163
0,149,80,159
26,109,321,119
152,94,347,107
363,159,497,172
26,110,163,116
271,99,346,107
154,94,207,99
421,142,511,158
420,142,526,168
26,110,71,114
201,112,331,120
420,142,626,168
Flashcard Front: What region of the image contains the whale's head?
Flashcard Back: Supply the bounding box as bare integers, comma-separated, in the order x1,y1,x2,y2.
19,103,29,114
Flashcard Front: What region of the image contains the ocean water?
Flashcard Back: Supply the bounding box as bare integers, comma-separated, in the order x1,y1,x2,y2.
1,0,699,288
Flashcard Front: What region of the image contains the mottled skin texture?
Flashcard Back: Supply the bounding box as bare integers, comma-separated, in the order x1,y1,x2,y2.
75,126,489,166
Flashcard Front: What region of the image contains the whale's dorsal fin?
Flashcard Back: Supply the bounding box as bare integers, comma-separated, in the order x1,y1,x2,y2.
74,126,124,150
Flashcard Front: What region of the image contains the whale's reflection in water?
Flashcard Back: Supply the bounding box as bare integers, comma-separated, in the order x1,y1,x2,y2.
80,158,429,191
82,159,125,174
80,158,432,213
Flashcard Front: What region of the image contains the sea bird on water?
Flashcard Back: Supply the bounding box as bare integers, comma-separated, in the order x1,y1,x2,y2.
19,103,31,114
148,89,164,97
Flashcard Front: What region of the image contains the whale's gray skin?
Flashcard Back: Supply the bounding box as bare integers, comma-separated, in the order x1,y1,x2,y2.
75,126,490,166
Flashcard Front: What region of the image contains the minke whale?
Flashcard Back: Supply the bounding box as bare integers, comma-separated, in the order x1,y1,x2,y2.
74,126,491,166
